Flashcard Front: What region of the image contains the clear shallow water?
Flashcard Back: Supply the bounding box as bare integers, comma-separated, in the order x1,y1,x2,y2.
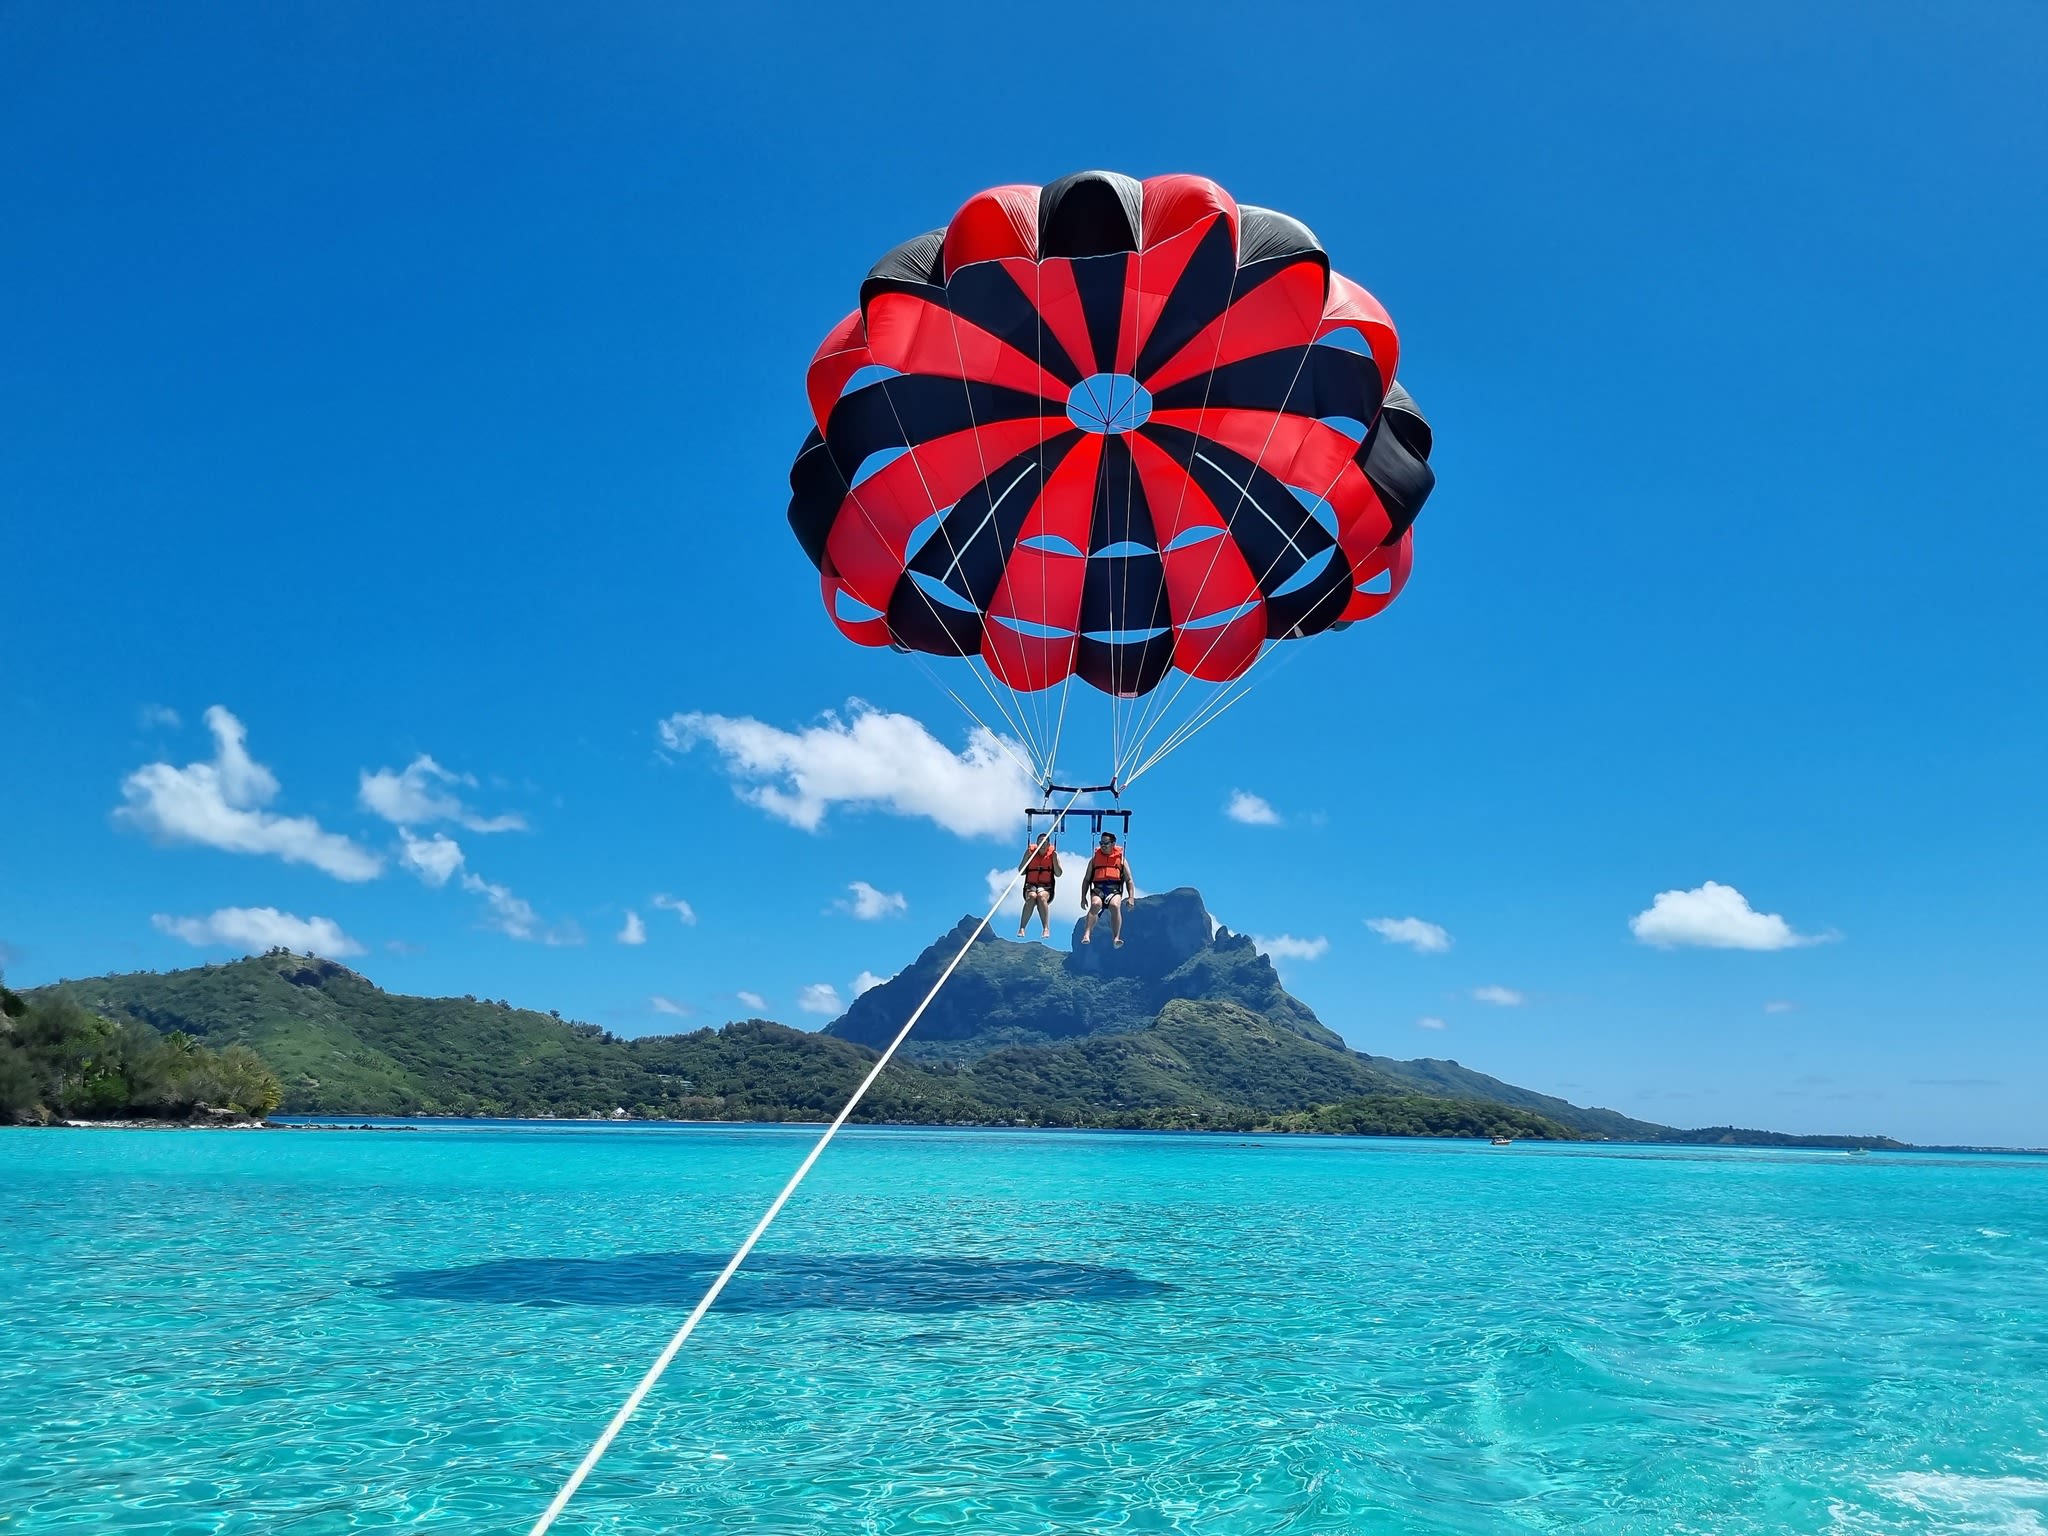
4,1125,2046,1535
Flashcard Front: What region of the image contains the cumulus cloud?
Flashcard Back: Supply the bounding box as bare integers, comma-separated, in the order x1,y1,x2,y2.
1255,934,1329,962
1764,1000,1797,1014
1473,985,1525,1006
1226,790,1281,826
797,983,843,1016
358,754,525,833
737,990,768,1012
652,893,697,926
1629,881,1827,951
658,703,1035,838
138,704,181,730
618,911,646,945
398,829,465,888
837,880,908,921
116,706,383,882
1365,916,1452,954
153,906,364,958
649,995,690,1016
1417,1016,1448,1031
853,969,888,997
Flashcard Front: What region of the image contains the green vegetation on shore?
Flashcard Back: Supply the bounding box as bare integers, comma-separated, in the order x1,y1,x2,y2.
2,975,283,1124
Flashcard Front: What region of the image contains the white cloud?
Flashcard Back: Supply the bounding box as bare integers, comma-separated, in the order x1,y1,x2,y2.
1629,881,1827,951
1226,790,1281,826
986,866,1017,909
650,995,690,1016
618,911,646,945
1473,985,1525,1006
737,990,768,1012
797,983,843,1016
853,969,888,997
1764,1000,1797,1014
459,872,578,946
398,829,465,888
659,702,1035,838
1417,1016,1448,1031
138,704,181,730
153,906,364,958
837,880,907,921
1365,916,1452,954
358,754,525,833
116,706,383,882
1255,934,1329,962
652,893,697,926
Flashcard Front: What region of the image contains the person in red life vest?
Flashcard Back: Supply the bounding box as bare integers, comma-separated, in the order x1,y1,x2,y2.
1017,834,1063,938
1080,830,1134,948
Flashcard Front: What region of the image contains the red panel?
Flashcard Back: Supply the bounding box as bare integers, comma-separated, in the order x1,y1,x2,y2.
1321,460,1395,548
1015,435,1103,548
943,184,1040,276
1119,217,1218,373
1161,532,1264,682
1320,272,1400,390
1141,261,1327,395
1127,431,1228,546
983,549,1086,691
821,562,892,648
1339,528,1414,621
1012,257,1099,377
1140,174,1239,251
805,311,871,431
864,291,1066,401
823,417,1066,610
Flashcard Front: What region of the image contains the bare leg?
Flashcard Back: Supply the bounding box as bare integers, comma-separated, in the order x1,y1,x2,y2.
1110,896,1125,946
1081,895,1101,943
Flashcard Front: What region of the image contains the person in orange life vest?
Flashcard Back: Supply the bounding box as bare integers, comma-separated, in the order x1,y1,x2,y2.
1017,834,1063,938
1080,830,1134,948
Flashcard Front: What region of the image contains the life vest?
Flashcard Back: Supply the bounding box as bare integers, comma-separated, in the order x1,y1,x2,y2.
1024,843,1059,883
1088,845,1125,885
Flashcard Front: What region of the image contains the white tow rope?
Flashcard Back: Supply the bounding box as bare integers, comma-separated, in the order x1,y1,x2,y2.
524,810,1075,1535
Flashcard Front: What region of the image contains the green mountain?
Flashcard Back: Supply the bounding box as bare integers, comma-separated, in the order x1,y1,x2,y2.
20,891,1905,1148
831,889,1667,1141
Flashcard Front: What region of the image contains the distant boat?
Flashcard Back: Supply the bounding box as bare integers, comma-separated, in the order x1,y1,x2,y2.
1847,1146,1868,1156
1490,1136,1513,1147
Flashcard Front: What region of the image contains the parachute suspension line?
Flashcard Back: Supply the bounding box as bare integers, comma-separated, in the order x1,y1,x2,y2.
938,288,1046,762
1123,632,1312,787
1116,325,1327,781
524,792,1085,1536
904,648,1044,785
842,373,1048,776
1109,254,1245,783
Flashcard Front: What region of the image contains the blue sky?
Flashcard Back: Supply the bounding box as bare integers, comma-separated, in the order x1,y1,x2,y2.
3,2,2044,1147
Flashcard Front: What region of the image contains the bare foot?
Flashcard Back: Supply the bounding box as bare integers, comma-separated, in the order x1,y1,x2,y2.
1113,937,1124,948
1081,933,1091,944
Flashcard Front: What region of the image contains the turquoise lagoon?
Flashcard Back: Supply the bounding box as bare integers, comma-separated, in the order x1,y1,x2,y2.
4,1124,2046,1533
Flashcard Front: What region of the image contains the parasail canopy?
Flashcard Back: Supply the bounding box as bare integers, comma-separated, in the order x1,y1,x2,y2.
788,170,1436,788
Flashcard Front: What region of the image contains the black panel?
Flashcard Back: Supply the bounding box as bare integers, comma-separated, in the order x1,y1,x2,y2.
1069,251,1130,379
1235,204,1326,267
1142,425,1335,600
863,229,946,290
1075,630,1175,697
1131,218,1240,382
944,262,1083,384
885,578,985,658
1153,343,1385,422
905,439,1072,610
1038,170,1143,257
820,376,1047,485
787,428,836,568
1085,436,1156,556
1361,383,1436,543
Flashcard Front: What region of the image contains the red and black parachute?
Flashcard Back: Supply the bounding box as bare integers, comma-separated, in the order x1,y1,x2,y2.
788,171,1434,782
